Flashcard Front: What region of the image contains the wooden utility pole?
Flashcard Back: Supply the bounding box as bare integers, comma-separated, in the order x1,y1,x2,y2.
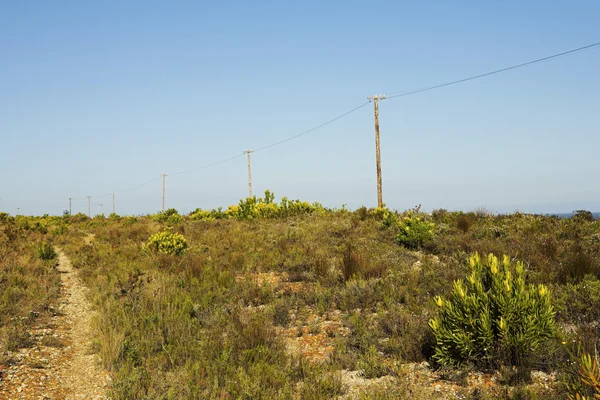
112,192,115,214
87,196,91,218
244,150,254,198
161,174,167,212
68,198,72,215
368,94,386,208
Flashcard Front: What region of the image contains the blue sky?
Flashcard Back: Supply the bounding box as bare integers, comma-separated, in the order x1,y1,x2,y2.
1,1,599,216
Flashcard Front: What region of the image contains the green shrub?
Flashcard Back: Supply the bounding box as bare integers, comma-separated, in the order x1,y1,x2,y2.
429,253,556,369
396,214,435,249
144,231,188,256
152,208,181,223
37,242,57,260
123,216,138,225
189,209,217,221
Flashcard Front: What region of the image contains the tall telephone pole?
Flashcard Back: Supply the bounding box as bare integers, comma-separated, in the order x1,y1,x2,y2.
87,196,91,218
112,192,115,215
244,150,254,198
68,198,72,215
161,174,167,212
368,94,386,208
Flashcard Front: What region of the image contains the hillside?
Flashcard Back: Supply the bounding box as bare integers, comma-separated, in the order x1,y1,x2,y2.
0,204,599,399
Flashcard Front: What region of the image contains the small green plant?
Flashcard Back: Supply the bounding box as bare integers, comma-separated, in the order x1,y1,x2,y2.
144,231,188,256
429,252,556,369
396,213,435,249
565,347,600,400
37,242,57,260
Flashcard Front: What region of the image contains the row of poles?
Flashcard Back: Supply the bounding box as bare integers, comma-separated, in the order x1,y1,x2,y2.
68,193,116,218
72,95,387,217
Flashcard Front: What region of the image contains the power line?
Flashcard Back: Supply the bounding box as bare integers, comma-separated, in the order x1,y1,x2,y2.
59,41,600,212
386,41,600,100
166,101,371,173
169,153,246,177
253,102,371,153
116,177,161,194
64,101,368,200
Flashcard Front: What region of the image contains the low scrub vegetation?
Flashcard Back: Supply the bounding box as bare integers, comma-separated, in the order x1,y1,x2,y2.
2,202,599,398
0,216,62,364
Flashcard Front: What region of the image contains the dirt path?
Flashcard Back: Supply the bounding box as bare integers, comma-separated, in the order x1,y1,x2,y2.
0,247,110,399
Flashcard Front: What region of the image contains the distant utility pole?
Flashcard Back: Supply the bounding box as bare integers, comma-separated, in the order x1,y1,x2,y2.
87,196,91,218
244,150,254,198
368,94,386,208
68,197,72,215
112,192,115,215
161,174,167,212
99,203,104,215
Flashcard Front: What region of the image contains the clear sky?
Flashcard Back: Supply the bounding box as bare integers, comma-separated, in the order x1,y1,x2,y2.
1,1,599,216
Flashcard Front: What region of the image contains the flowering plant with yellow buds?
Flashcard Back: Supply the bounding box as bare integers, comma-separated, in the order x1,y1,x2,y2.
395,212,435,249
189,191,324,221
428,252,556,368
144,231,188,256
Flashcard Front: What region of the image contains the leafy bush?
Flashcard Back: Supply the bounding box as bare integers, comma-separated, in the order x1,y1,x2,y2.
144,231,188,256
429,253,556,369
396,213,435,249
37,242,57,260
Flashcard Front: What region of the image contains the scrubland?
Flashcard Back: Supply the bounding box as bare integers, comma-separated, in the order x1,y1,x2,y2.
1,198,599,399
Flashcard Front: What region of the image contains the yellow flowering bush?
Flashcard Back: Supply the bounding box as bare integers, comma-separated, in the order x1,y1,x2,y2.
190,191,324,221
396,212,435,249
429,252,556,368
145,231,188,256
